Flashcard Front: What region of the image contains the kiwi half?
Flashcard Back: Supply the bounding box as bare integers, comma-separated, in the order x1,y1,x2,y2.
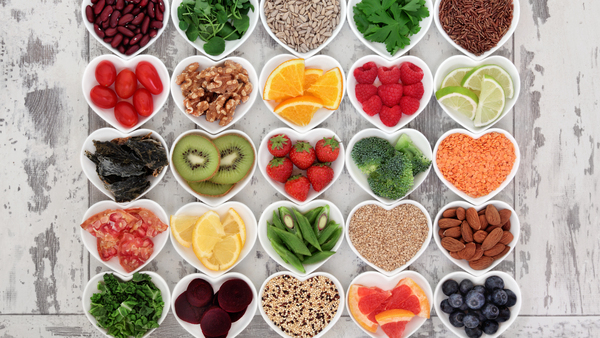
211,134,255,185
172,134,220,182
187,180,235,197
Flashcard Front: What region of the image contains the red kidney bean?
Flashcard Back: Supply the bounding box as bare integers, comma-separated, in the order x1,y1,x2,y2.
146,4,155,18
123,37,130,45
91,0,98,3
141,16,150,34
118,13,133,25
131,0,141,4
94,24,105,38
118,45,125,53
115,0,124,10
158,0,164,12
140,0,149,7
99,5,113,22
139,34,150,47
130,33,143,45
131,12,144,25
95,15,103,25
86,6,95,23
101,20,109,29
125,45,140,55
149,29,157,38
111,33,123,48
103,36,113,43
105,27,118,37
117,26,134,37
127,24,138,30
150,20,162,30
93,0,105,15
106,0,115,4
132,7,141,15
134,28,141,34
123,3,134,14
155,4,163,21
109,10,120,27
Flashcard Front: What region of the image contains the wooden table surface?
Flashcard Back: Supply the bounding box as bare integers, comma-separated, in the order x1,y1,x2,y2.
1,0,599,336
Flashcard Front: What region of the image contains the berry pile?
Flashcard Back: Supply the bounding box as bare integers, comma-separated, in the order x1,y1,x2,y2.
353,62,425,127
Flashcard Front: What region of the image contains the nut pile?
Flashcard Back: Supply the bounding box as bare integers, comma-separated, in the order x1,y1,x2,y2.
175,61,253,126
439,204,514,270
264,0,341,53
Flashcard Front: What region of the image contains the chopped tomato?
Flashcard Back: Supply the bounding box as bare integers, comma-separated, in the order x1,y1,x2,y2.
126,207,168,238
119,233,154,272
97,238,119,261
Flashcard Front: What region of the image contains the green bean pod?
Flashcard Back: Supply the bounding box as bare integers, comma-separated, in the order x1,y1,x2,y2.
271,239,305,272
318,221,339,244
304,206,323,225
301,251,336,265
267,223,283,246
313,205,330,235
272,227,311,256
321,227,343,251
272,211,286,230
279,206,303,240
293,208,321,251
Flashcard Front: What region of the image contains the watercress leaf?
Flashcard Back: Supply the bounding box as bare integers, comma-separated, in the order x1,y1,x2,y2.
195,0,211,16
177,5,185,21
186,24,199,41
217,22,241,40
233,15,250,34
216,9,228,23
182,0,195,4
204,36,226,55
179,21,189,30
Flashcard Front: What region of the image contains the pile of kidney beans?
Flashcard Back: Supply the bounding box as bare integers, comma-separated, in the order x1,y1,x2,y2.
86,0,165,56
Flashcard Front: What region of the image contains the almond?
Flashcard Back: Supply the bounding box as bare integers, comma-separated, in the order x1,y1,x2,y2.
499,231,514,245
439,218,462,229
469,256,494,270
484,243,506,256
503,220,512,231
469,244,484,261
459,242,476,260
479,214,488,230
486,224,503,233
499,209,512,225
456,207,466,220
478,208,486,216
443,208,457,218
481,228,503,251
466,208,481,230
492,245,511,260
439,229,445,238
473,230,488,243
443,227,462,238
441,237,465,252
485,205,501,225
450,251,462,260
461,221,473,242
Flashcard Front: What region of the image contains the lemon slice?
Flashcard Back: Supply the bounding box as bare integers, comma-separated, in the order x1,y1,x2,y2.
222,208,246,245
170,214,200,248
474,75,506,127
441,67,472,88
435,86,479,120
192,210,225,259
200,234,242,271
461,65,514,98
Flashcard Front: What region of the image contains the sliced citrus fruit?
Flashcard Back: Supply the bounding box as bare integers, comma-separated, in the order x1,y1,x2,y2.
461,64,514,98
170,214,200,248
192,210,225,259
263,58,305,102
389,278,430,318
306,67,343,110
200,234,242,271
435,86,479,120
441,67,472,88
222,208,246,245
274,95,323,126
348,284,392,333
474,75,506,127
304,68,323,93
375,309,415,338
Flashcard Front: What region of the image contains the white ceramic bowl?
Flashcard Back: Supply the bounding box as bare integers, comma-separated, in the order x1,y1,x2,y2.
80,128,169,202
83,271,171,338
171,0,259,60
432,200,520,276
433,271,522,338
433,0,520,61
82,54,170,133
345,200,432,277
258,271,345,338
346,55,433,133
169,129,257,207
257,127,345,204
347,0,433,60
259,0,347,59
82,1,170,60
257,200,345,276
433,55,521,133
170,202,257,278
432,128,520,205
346,271,433,338
346,128,432,204
171,272,258,338
80,199,169,275
170,56,259,134
258,54,346,133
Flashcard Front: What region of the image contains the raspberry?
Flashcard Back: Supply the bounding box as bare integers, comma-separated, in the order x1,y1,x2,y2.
377,83,403,107
362,95,382,116
400,62,424,85
403,82,424,100
355,84,378,103
353,61,378,84
379,105,402,127
400,96,420,115
377,66,401,84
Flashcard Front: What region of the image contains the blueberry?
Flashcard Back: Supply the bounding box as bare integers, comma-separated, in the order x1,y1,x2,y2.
440,299,454,314
442,279,460,296
496,306,511,322
460,279,474,295
492,289,508,306
472,309,487,323
485,292,493,304
473,285,486,294
482,303,499,319
482,320,499,334
449,293,464,308
465,290,486,309
459,302,469,312
505,288,518,307
463,313,480,328
465,327,483,338
449,311,465,328
485,276,504,291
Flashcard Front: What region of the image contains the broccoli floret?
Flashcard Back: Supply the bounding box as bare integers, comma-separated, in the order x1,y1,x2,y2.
351,137,396,175
394,134,432,176
367,152,414,200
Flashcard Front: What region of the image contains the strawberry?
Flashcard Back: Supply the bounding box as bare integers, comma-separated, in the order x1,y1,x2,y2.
307,163,334,192
400,62,424,85
362,95,383,116
400,96,421,115
289,141,316,169
315,137,340,162
379,105,402,127
355,84,378,103
266,157,293,183
285,175,311,201
377,66,401,84
377,83,403,107
403,82,424,100
353,61,378,84
267,134,292,157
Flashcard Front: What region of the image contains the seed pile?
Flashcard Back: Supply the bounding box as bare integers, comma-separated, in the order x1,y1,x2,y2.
349,204,429,272
439,0,513,56
264,0,341,53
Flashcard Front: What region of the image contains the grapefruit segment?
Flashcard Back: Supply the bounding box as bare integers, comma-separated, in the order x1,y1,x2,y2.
348,284,391,333
375,309,415,338
392,278,430,318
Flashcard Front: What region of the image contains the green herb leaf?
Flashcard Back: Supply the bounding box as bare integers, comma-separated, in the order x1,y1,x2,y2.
204,36,226,55
186,24,199,41
232,15,250,34
179,21,189,30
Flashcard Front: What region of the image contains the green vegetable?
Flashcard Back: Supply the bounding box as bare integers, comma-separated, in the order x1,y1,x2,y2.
271,239,305,272
272,211,286,230
279,206,302,240
321,227,343,251
272,227,311,256
313,205,329,235
301,251,336,265
353,0,429,56
89,273,163,338
304,206,323,225
395,133,431,176
293,208,321,251
368,151,414,200
351,137,396,175
267,223,283,246
318,220,340,245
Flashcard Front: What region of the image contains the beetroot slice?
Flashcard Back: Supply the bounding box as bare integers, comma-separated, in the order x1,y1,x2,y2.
228,306,247,322
174,292,202,324
186,278,213,307
213,291,220,306
200,307,231,337
218,279,252,313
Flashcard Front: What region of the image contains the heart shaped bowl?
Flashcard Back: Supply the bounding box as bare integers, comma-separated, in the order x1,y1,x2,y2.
346,55,433,133
345,200,432,277
433,0,520,61
433,200,520,276
346,271,433,338
258,127,345,204
171,0,259,60
171,272,258,338
433,271,522,338
259,0,347,59
258,271,345,338
83,271,171,338
347,0,433,60
346,128,432,204
432,128,520,205
82,54,170,133
257,200,345,276
170,56,259,134
433,55,521,133
80,128,169,202
170,202,257,278
82,1,170,60
258,54,346,133
169,129,257,207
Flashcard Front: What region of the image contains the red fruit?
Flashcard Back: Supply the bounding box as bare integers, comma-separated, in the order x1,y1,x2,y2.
289,141,316,170
315,137,340,162
266,157,293,183
400,96,420,115
284,175,311,202
115,69,137,99
90,85,118,109
355,84,378,103
400,62,424,85
379,105,402,127
114,101,139,128
135,61,163,95
378,83,403,107
377,66,401,84
95,60,117,87
132,88,154,117
353,61,378,84
403,82,424,100
307,163,334,192
362,95,383,116
267,134,292,157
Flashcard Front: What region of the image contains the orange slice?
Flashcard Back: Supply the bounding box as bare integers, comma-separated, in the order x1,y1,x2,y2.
348,284,392,333
263,59,305,102
274,95,323,126
304,68,323,93
375,309,415,338
306,67,343,110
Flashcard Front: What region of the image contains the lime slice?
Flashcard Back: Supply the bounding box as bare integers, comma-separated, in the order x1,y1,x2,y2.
461,64,514,99
435,86,479,120
441,67,473,88
474,75,506,127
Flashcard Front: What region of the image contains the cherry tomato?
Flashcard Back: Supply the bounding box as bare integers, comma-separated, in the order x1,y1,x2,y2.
132,88,154,117
89,85,117,109
95,60,116,87
135,61,163,95
115,69,137,99
114,101,139,128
